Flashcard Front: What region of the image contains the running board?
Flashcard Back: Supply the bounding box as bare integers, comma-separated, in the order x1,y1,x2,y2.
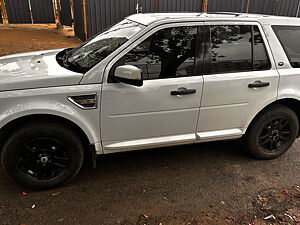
196,128,243,141
104,134,196,151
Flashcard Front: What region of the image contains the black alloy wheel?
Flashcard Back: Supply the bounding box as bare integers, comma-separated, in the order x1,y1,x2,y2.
1,121,84,189
258,117,292,152
245,104,298,159
17,138,69,180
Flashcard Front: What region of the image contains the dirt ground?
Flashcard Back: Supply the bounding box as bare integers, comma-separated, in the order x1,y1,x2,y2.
0,24,81,57
0,25,300,225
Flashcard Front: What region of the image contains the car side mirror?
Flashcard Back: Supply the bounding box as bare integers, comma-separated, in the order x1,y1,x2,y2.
114,65,143,87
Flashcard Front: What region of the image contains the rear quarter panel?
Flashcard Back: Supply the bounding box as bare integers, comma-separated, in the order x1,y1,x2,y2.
262,24,300,102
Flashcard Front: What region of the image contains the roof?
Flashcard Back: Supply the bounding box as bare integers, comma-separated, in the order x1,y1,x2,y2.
127,12,300,26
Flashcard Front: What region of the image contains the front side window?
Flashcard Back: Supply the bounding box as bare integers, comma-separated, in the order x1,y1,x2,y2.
111,26,198,80
206,25,270,74
272,25,300,68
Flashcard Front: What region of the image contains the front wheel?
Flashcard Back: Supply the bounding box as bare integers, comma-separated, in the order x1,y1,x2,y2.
1,121,84,189
245,104,299,159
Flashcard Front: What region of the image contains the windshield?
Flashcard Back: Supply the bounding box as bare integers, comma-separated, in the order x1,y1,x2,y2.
56,20,144,73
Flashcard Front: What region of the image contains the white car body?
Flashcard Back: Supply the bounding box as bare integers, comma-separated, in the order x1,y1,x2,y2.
0,12,300,157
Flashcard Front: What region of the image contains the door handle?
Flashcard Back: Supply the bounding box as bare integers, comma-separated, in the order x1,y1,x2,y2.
248,81,270,88
171,87,196,95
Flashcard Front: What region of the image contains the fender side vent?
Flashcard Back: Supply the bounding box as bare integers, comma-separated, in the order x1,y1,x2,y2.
68,94,98,109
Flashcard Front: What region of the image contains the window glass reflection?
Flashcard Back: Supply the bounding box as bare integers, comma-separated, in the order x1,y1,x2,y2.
124,26,197,80
253,26,270,70
208,25,270,74
210,25,252,74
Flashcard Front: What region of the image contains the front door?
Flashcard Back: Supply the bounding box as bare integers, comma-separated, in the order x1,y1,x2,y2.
101,23,204,152
196,22,279,141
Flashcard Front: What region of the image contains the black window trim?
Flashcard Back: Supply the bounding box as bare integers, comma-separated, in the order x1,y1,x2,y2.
107,23,272,83
108,24,205,83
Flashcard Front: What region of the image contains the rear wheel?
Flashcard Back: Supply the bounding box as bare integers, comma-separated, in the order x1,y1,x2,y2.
1,121,84,189
245,104,299,159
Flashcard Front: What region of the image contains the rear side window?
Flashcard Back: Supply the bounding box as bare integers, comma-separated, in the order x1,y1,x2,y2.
206,25,271,74
253,26,271,70
272,25,300,68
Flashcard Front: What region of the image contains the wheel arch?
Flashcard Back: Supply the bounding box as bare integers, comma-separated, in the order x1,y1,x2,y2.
245,98,300,136
0,114,93,157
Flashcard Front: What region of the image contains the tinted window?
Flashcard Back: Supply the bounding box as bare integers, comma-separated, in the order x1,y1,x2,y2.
207,25,270,74
253,26,270,70
210,25,252,73
111,26,197,80
272,25,300,68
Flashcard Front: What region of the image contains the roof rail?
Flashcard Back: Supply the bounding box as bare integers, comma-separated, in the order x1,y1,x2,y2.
205,12,242,17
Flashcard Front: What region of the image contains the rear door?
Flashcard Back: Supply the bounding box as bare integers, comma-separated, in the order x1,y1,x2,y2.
196,22,279,141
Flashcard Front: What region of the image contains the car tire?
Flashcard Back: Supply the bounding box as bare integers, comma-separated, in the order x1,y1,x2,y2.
1,121,84,189
245,104,299,159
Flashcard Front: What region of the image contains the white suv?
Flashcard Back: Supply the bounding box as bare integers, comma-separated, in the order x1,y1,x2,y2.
1,13,300,189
